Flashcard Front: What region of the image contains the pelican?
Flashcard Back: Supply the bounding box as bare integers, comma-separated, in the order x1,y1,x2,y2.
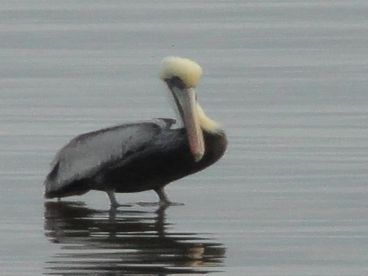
44,57,227,207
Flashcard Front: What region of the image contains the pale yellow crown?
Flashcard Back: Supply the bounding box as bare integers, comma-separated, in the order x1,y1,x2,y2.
160,56,203,88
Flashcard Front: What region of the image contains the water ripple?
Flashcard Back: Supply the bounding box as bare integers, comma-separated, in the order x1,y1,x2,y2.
44,202,225,275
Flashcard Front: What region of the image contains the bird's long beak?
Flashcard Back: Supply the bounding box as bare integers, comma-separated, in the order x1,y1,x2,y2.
171,87,204,162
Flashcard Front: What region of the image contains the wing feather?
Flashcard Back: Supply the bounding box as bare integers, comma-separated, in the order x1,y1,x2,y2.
44,118,175,197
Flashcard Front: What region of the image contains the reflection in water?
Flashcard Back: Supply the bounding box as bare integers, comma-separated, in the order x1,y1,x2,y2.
44,202,225,275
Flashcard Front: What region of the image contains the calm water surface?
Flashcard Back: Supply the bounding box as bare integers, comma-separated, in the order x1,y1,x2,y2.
1,1,368,275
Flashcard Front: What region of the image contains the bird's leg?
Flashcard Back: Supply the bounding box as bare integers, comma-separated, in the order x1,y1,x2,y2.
106,190,120,207
137,187,184,207
155,187,184,207
106,190,133,208
155,187,170,205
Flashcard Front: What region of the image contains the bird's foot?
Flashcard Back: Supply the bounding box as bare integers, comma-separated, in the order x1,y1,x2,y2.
136,201,160,207
162,201,184,207
110,203,133,208
136,201,184,207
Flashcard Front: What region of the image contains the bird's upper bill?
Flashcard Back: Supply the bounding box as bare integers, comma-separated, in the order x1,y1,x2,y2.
160,56,203,88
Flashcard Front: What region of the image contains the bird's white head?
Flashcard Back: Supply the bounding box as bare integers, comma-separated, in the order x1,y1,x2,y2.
160,56,202,88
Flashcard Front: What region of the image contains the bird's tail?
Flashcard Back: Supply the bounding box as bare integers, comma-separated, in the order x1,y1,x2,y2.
44,162,60,198
44,162,90,199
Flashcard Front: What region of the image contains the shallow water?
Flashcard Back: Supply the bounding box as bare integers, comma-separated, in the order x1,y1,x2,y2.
1,1,368,275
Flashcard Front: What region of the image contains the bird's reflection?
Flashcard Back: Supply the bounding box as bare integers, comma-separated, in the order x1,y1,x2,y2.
44,202,225,275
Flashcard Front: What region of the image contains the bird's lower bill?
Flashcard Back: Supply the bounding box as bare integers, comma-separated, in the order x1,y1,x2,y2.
171,87,205,162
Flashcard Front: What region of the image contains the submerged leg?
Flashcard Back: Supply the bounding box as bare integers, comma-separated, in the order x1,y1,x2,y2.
106,190,120,207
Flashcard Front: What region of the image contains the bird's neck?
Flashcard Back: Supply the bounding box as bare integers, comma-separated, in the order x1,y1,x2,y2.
195,102,222,134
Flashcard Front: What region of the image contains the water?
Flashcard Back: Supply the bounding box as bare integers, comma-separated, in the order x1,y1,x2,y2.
1,0,368,275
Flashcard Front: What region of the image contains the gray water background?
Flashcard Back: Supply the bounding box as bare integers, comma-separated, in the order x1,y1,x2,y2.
1,0,368,275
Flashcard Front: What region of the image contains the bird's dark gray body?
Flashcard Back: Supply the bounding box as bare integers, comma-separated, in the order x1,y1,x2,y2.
45,119,227,199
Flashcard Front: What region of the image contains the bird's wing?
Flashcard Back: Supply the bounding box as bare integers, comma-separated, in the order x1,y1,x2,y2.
45,118,176,196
